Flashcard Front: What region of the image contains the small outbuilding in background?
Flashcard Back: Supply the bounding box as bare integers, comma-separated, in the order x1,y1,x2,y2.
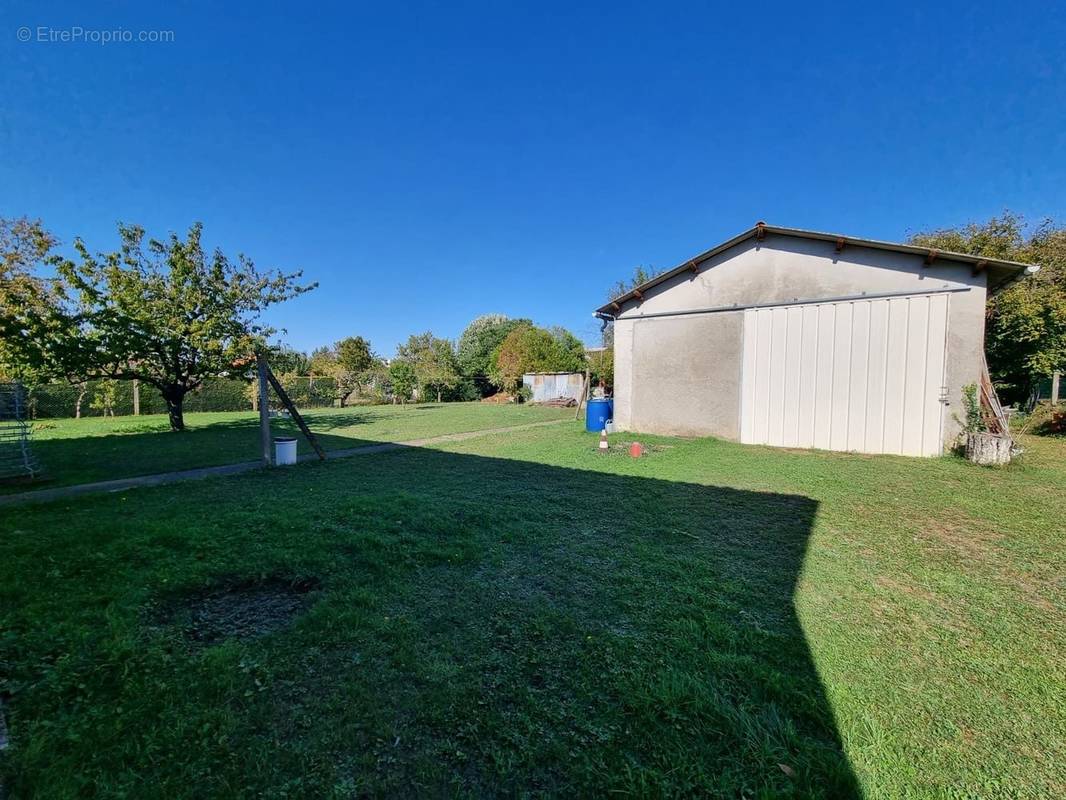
522,372,585,404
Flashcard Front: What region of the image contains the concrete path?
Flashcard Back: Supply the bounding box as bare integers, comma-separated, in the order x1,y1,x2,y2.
0,418,570,507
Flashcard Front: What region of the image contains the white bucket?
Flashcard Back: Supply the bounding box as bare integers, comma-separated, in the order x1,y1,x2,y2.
274,437,298,466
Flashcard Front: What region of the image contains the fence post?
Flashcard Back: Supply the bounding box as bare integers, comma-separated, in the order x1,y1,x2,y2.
132,379,140,416
257,354,272,466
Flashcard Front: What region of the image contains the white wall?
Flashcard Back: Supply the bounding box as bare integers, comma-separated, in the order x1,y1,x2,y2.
611,235,987,449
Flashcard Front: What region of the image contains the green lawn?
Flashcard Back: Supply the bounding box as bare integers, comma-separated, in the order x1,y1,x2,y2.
12,403,572,492
1,422,1063,798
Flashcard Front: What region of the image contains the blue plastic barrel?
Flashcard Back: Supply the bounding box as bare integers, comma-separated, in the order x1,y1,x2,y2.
585,398,613,432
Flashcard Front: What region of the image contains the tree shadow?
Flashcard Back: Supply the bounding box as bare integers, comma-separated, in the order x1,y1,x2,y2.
10,415,375,492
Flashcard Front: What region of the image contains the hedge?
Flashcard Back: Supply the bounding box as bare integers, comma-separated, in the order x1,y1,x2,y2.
27,376,340,419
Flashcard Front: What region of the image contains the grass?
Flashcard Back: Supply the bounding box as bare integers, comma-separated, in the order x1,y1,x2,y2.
0,421,1063,798
11,403,572,491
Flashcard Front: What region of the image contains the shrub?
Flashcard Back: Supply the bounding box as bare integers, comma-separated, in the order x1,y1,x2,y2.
960,384,986,434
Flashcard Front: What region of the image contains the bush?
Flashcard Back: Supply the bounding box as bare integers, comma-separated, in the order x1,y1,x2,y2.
1016,402,1066,436
443,379,480,403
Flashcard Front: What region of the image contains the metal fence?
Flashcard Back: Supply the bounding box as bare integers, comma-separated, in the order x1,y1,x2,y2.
0,382,40,480
25,376,341,419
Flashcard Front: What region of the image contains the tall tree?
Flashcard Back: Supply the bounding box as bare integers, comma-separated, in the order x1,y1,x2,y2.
335,336,374,374
308,346,338,376
489,323,587,392
910,213,1065,404
602,265,663,349
304,337,377,406
456,315,529,379
0,217,63,383
388,359,417,404
268,343,311,375
0,221,314,430
396,332,460,402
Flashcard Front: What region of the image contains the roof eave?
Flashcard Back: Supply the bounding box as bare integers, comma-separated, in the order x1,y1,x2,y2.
594,224,1040,315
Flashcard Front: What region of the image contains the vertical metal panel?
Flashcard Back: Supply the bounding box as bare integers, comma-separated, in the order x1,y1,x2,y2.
753,309,774,443
881,299,910,454
797,305,819,448
864,299,890,453
782,306,803,447
740,310,758,443
739,294,948,457
768,309,789,444
921,294,950,456
522,373,584,403
847,301,872,452
812,304,836,450
901,297,931,456
829,302,853,452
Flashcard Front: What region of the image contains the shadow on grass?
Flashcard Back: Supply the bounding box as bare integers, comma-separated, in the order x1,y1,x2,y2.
0,443,860,797
7,415,376,492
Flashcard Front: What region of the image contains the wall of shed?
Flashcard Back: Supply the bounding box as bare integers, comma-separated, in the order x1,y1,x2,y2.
611,236,988,449
522,373,584,403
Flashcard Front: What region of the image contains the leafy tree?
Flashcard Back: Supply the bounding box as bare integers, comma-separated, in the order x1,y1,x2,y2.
308,346,338,376
0,221,314,431
268,343,311,375
606,265,660,303
602,265,664,349
396,332,460,402
548,326,587,371
0,217,63,383
305,337,378,406
89,379,119,417
456,314,529,381
489,323,587,392
388,359,417,404
336,336,374,374
359,359,393,403
910,213,1066,404
588,346,613,389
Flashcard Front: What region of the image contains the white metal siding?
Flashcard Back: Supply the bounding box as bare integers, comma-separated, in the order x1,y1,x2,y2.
522,373,584,403
740,294,949,456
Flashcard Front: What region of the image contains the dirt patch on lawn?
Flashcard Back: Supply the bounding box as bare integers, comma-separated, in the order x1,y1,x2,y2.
910,511,1060,613
914,511,1004,562
155,576,321,646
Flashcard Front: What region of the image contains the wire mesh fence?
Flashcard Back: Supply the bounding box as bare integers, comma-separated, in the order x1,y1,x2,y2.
24,376,341,419
0,382,41,480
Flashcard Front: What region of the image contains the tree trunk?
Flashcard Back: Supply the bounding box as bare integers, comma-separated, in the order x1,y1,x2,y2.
75,382,87,419
437,388,442,403
161,385,187,431
965,432,1012,466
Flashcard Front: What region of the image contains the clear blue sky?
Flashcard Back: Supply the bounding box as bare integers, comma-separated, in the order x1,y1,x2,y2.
3,2,1064,355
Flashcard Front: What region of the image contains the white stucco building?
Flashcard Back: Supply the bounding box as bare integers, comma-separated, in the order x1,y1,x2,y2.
595,223,1038,457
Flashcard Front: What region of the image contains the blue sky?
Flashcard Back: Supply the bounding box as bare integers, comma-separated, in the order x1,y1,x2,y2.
3,2,1064,355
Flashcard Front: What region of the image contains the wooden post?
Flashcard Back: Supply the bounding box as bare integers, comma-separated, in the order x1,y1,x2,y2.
575,369,589,421
257,353,272,467
1052,371,1061,405
132,379,140,416
264,364,327,461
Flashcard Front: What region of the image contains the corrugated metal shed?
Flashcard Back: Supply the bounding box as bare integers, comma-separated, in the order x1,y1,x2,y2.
523,373,584,403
